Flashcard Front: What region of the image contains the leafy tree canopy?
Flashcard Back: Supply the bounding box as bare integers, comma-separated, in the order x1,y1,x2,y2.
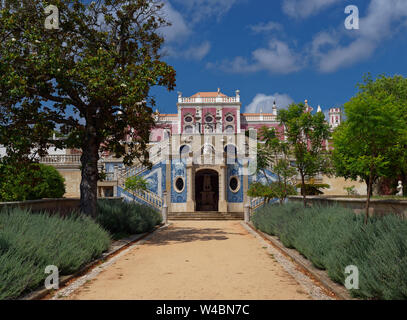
256,126,297,204
332,74,407,222
0,0,176,216
278,103,332,206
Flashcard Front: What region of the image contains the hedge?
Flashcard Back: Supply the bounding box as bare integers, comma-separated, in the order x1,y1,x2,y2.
0,163,65,201
96,199,162,239
251,203,407,300
0,207,110,300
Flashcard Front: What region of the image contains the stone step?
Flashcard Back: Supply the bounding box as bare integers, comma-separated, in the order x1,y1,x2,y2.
168,212,244,220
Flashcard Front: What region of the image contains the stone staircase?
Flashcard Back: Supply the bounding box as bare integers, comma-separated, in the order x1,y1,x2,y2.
168,212,244,220
117,147,165,211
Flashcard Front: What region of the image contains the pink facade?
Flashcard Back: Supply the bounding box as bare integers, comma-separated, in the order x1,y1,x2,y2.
150,91,285,142
150,91,339,144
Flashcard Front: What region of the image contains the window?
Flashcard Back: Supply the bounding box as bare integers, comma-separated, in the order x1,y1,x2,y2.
174,177,185,193
180,145,190,156
205,115,214,123
184,115,193,123
225,125,234,133
226,115,234,122
204,125,214,133
225,144,237,156
229,176,240,193
184,125,194,133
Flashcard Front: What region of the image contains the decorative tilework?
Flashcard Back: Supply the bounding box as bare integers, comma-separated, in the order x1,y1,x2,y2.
140,162,165,196
227,163,243,203
171,159,187,203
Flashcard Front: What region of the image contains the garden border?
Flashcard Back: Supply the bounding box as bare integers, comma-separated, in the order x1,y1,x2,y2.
244,221,354,300
20,223,168,300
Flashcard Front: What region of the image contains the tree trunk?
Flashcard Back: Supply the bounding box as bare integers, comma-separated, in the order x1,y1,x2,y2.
80,132,100,218
301,172,306,208
365,173,373,225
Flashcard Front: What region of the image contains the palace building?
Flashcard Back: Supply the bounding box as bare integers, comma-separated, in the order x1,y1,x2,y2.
36,89,363,216
122,89,282,215
103,89,342,215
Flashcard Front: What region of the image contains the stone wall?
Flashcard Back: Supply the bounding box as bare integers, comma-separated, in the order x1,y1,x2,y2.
320,176,367,196
58,169,81,198
288,195,407,217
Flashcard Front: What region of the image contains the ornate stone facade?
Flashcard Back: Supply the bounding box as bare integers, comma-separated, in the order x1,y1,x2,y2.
36,90,349,211
129,90,284,213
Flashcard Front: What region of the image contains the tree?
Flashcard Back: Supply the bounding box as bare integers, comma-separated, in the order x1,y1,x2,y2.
0,163,65,201
332,77,406,224
254,126,297,204
278,103,332,207
357,74,407,196
124,175,148,202
0,1,176,217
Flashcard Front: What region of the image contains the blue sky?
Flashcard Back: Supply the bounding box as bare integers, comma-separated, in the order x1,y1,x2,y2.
150,0,407,115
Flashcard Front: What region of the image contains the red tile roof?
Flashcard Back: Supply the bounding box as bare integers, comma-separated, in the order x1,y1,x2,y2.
190,92,227,98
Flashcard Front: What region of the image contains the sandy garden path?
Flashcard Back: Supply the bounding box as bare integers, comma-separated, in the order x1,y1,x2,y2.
59,221,328,300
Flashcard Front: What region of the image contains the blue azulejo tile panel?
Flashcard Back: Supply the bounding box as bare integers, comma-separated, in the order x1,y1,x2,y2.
139,162,166,197
255,168,278,185
105,162,124,172
247,162,278,187
227,163,243,203
117,186,150,207
171,159,187,203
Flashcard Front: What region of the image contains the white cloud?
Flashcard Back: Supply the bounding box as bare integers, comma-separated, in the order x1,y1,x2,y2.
160,1,191,43
165,41,211,61
250,21,283,33
252,40,302,73
316,38,376,73
209,40,302,74
172,0,242,23
184,42,211,60
245,93,294,113
312,0,407,72
282,0,344,19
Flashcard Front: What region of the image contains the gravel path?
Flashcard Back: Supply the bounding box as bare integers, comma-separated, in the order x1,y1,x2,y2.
52,221,332,300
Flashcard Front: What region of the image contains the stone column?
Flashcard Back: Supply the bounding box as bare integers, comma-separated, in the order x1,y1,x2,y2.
162,191,168,224
186,152,195,212
243,158,249,205
244,203,250,223
166,146,172,213
218,161,228,213
113,165,118,181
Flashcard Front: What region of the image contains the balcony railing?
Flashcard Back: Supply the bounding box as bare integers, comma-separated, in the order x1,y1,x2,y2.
103,172,116,181
39,154,81,164
178,96,239,104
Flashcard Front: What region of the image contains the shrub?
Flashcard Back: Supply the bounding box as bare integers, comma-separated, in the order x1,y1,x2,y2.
343,185,358,196
252,203,407,300
124,176,149,199
295,183,330,195
248,181,297,204
0,163,65,201
97,199,162,239
0,207,110,300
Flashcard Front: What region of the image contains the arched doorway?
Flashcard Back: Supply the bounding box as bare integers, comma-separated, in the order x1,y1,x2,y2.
195,169,219,212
